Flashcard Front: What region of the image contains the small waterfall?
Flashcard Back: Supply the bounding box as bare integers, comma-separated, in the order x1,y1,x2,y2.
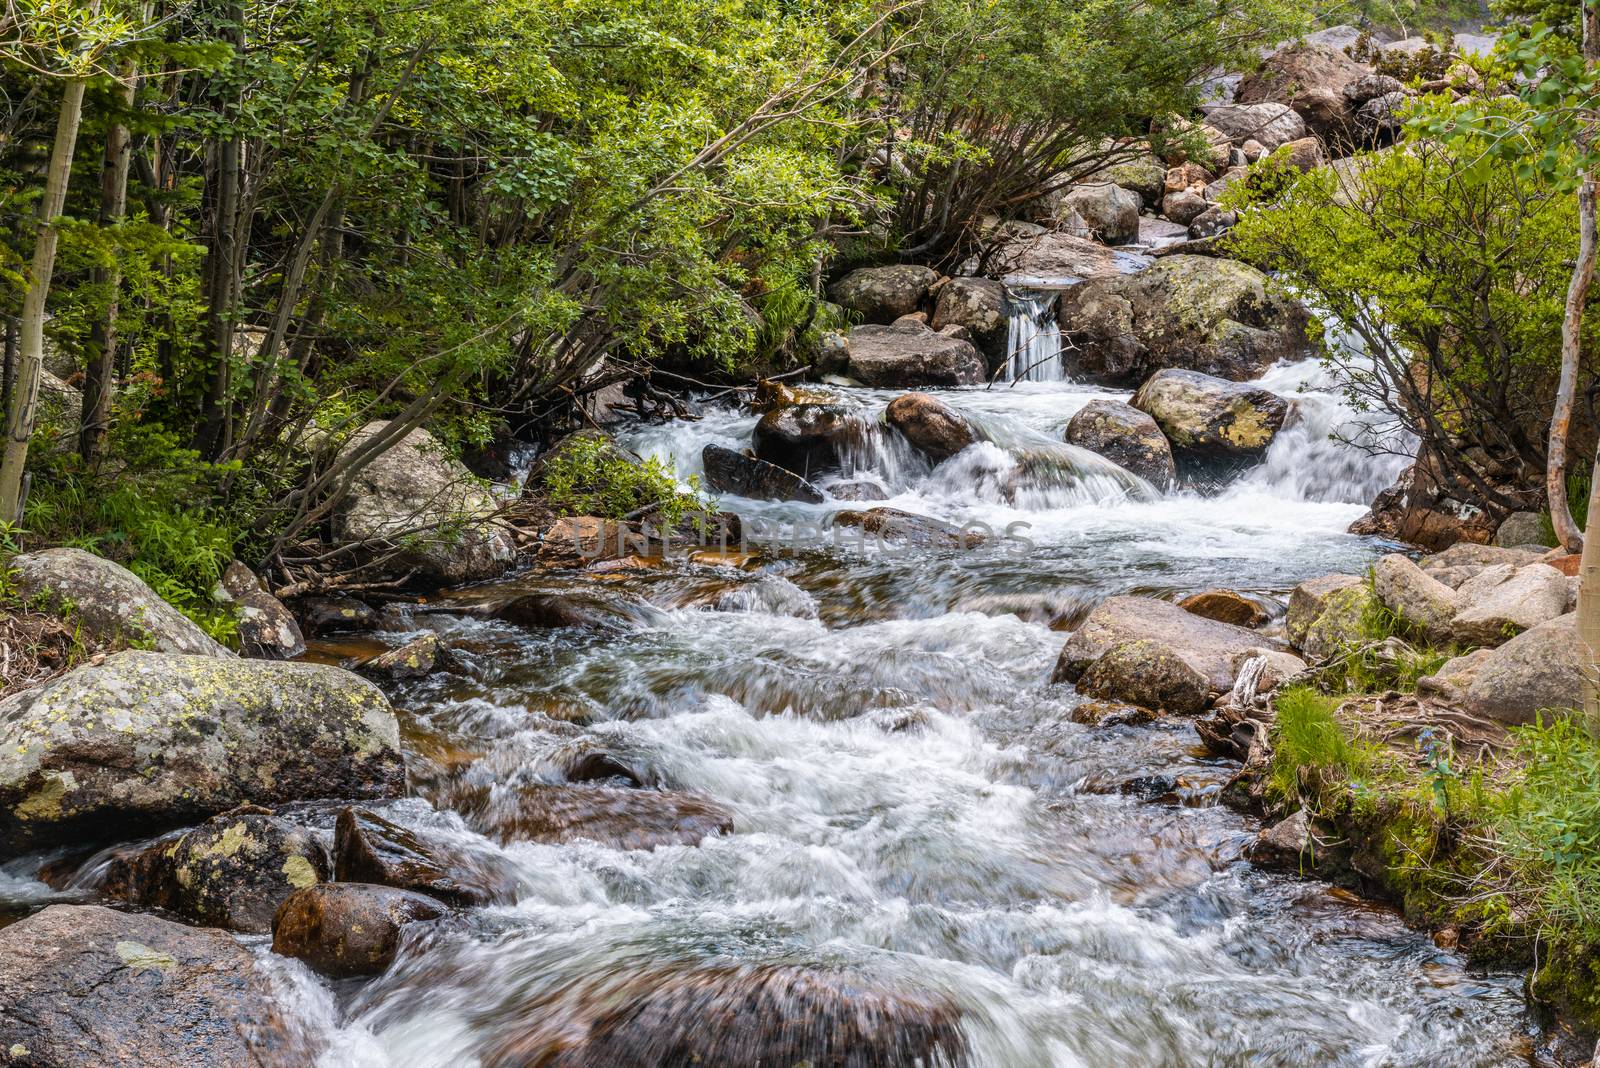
1003,290,1064,382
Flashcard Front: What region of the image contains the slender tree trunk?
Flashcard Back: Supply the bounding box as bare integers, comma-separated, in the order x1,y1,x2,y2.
1573,0,1600,737
80,60,137,467
0,78,88,524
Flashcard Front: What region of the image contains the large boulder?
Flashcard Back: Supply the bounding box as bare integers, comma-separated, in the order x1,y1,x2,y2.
271,882,446,979
1355,91,1408,144
1077,639,1211,715
1419,613,1585,726
1234,43,1372,141
1372,554,1461,643
1063,399,1176,490
452,783,734,851
931,277,1008,369
0,652,404,855
334,422,515,585
841,321,986,387
1131,369,1288,477
1060,183,1142,245
701,443,823,503
885,392,978,463
1286,573,1368,654
981,230,1135,283
103,806,330,934
752,403,865,476
1200,102,1307,150
1060,255,1312,385
1053,595,1271,703
0,904,307,1066
1449,563,1569,647
216,560,305,660
1495,511,1547,548
827,265,941,324
10,547,230,657
1085,150,1169,206
1162,191,1211,227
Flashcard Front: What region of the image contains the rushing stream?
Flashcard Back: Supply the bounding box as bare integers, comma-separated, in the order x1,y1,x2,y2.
234,352,1546,1066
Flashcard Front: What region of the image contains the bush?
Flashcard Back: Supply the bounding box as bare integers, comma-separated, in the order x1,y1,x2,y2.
536,433,703,526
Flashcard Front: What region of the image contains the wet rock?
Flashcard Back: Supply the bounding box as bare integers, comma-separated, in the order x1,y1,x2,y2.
271,882,445,979
334,421,516,585
299,594,377,636
1131,369,1288,477
11,547,231,657
1179,589,1269,628
701,443,824,503
1287,573,1365,648
1246,809,1313,870
1070,699,1158,727
829,508,985,549
1162,190,1210,226
456,784,733,850
1201,102,1307,149
0,904,308,1065
1063,399,1176,490
361,633,441,680
1061,256,1311,386
478,959,968,1068
1419,613,1584,726
1495,511,1547,548
885,392,978,463
1053,595,1270,699
1235,43,1371,140
0,651,404,855
216,561,305,660
752,403,865,476
335,806,514,907
102,807,330,934
1449,563,1569,647
931,277,1007,370
1077,639,1210,715
827,265,941,324
828,480,890,502
1347,463,1496,550
1060,183,1142,245
842,321,986,388
1372,554,1462,643
490,589,635,629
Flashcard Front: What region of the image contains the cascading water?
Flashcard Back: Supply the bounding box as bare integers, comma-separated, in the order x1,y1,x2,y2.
1002,290,1064,382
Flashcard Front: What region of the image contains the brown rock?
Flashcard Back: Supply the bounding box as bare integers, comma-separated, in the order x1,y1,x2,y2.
885,392,978,463
454,784,734,851
335,806,515,906
1179,589,1269,628
271,882,445,978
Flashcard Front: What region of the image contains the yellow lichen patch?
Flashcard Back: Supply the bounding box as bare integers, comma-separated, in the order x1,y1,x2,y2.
206,821,252,859
115,940,178,972
281,854,319,889
1219,402,1274,449
15,770,76,822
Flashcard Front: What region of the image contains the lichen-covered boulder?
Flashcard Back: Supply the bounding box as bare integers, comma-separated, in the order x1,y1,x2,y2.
1235,43,1372,140
1419,613,1585,726
1077,639,1211,715
334,421,516,585
752,403,866,476
1131,369,1288,477
931,277,1008,369
0,652,405,855
701,443,824,503
216,560,305,660
827,265,941,324
102,806,330,934
271,882,445,979
1064,399,1176,490
1061,255,1312,385
0,904,309,1066
1285,573,1371,660
841,321,986,388
885,392,978,463
1201,102,1307,150
11,547,230,657
1060,183,1142,245
1085,150,1169,206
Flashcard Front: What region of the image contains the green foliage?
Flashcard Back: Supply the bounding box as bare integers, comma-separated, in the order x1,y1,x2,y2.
537,433,702,525
1267,685,1381,804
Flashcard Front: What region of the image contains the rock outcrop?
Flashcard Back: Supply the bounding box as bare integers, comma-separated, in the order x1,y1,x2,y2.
0,652,404,855
1060,256,1311,386
11,547,231,657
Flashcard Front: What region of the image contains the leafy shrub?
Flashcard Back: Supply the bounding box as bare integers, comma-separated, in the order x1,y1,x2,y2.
536,433,703,526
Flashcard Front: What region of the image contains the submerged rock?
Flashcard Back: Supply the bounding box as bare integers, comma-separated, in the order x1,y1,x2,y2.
752,403,865,476
1063,399,1175,490
828,265,940,324
454,784,734,851
842,321,986,388
298,594,377,635
0,903,308,1065
360,633,442,680
271,882,445,979
0,652,404,856
11,547,231,657
103,806,330,934
1061,256,1311,386
885,392,978,463
829,508,985,549
335,806,515,907
477,959,969,1068
1131,369,1288,477
701,443,824,503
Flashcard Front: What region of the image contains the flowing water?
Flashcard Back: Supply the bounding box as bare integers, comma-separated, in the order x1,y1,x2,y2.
1003,291,1065,383
15,353,1539,1064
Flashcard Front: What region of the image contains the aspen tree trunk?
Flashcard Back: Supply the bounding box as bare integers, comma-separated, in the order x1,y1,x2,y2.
0,78,88,524
1573,0,1600,738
